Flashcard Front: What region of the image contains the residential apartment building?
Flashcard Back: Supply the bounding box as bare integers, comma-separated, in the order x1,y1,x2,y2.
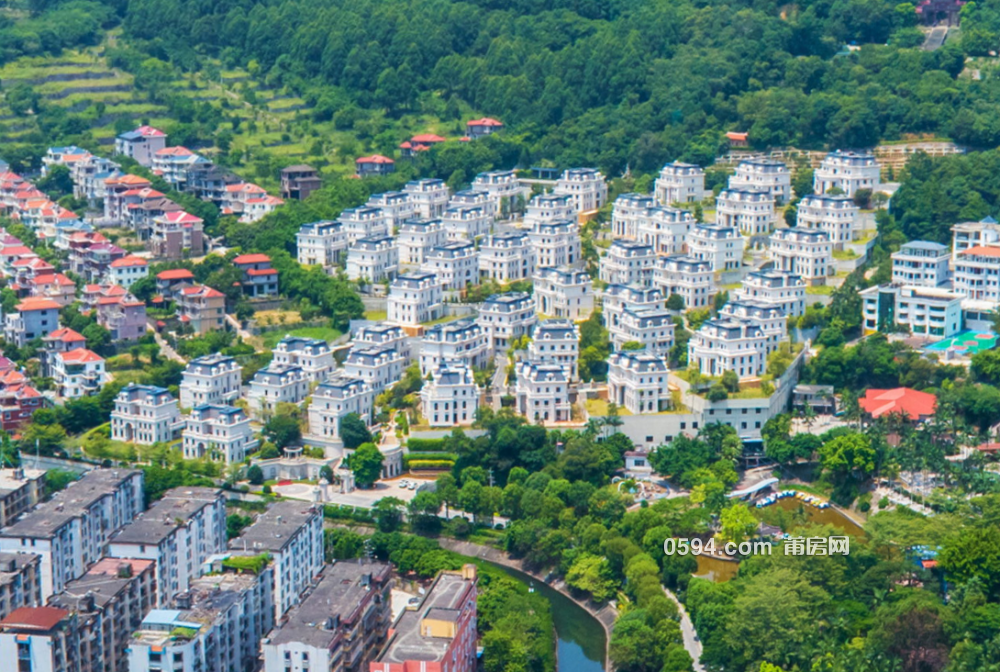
687,223,744,272
478,232,533,282
110,384,184,445
182,405,258,464
515,361,570,423
891,241,950,288
403,178,450,219
768,227,833,280
951,217,1000,262
343,347,406,395
954,245,1000,303
610,307,675,354
307,373,375,441
0,552,42,621
814,150,881,198
600,240,657,287
51,348,109,399
4,297,61,347
179,354,242,409
533,266,594,320
553,168,608,213
297,220,348,268
397,219,446,265
114,126,167,166
734,270,807,317
128,565,274,672
273,336,335,383
528,320,580,382
230,501,323,619
528,219,582,269
264,562,392,672
796,194,860,247
371,566,478,672
387,272,444,326
421,361,480,427
0,468,45,528
175,285,226,335
0,606,79,672
419,319,491,376
247,364,311,416
478,292,538,351
655,162,706,204
421,241,478,291
716,188,776,238
48,558,155,672
688,319,768,379
653,254,715,309
107,487,226,606
346,236,399,283
0,469,144,598
862,284,964,338
728,158,791,203
608,351,672,415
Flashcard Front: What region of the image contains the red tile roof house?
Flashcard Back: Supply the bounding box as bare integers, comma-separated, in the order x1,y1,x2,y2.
150,210,204,259
466,117,504,139
356,154,396,177
399,133,447,158
176,285,227,334
27,273,76,307
0,607,76,672
42,327,88,376
0,377,43,432
155,268,196,300
233,253,278,298
859,387,937,445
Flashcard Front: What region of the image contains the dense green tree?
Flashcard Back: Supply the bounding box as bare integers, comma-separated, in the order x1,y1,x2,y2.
348,443,384,488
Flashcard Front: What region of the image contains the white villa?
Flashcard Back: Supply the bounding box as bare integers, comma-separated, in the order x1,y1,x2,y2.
728,158,791,204
182,405,258,464
478,292,538,351
353,322,411,359
342,347,406,394
553,168,608,213
653,255,715,309
419,318,491,376
734,270,807,317
403,178,450,219
534,266,594,320
524,193,576,229
366,191,414,229
478,232,533,283
528,219,582,269
636,206,695,256
515,361,571,423
796,194,859,247
272,336,335,383
610,307,675,354
338,206,388,245
716,188,776,238
599,240,657,287
296,220,347,268
528,320,580,381
655,162,706,205
420,241,479,291
397,219,446,265
307,373,375,441
441,204,492,241
603,284,665,331
246,364,311,416
687,223,744,272
387,272,444,326
718,300,787,354
608,351,672,415
891,241,950,288
768,228,833,281
179,354,242,410
688,319,769,379
345,235,399,283
110,384,184,445
814,150,881,198
420,361,480,427
472,170,529,218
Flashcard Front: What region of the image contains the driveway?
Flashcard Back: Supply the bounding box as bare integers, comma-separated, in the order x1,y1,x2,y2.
664,587,704,671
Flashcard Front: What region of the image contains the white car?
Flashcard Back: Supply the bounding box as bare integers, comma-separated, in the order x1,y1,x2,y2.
397,480,409,488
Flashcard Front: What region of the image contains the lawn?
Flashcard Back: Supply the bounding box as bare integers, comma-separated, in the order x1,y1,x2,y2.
420,313,466,327
832,249,858,260
584,398,633,417
364,310,387,321
805,285,835,296
261,326,342,349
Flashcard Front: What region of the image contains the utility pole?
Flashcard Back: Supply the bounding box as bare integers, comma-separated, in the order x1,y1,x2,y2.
488,469,494,488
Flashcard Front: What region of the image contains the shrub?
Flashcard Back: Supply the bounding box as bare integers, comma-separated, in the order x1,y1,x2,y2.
406,438,446,451
879,496,890,509
408,459,454,471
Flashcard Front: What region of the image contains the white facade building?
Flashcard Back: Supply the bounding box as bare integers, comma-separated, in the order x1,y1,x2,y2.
553,168,608,213
688,319,768,379
419,318,491,376
403,178,450,219
182,405,258,463
110,384,183,445
861,284,964,338
653,255,715,309
716,188,776,237
179,354,242,409
339,206,388,245
478,232,533,283
51,348,109,398
107,486,226,605
273,336,335,382
343,347,406,394
478,292,538,351
420,361,480,427
637,206,695,256
524,193,576,229
515,362,570,423
533,266,594,320
387,272,444,326
246,364,311,416
729,158,791,203
768,227,833,280
346,235,399,282
472,170,529,218
951,217,1000,262
528,219,582,269
600,240,657,287
420,241,478,291
655,162,706,205
612,193,654,239
891,241,950,288
441,205,492,241
297,220,347,268
610,307,675,354
397,219,446,265
307,372,375,440
366,191,414,230
734,270,807,317
687,223,744,271
814,150,881,198
608,351,672,415
796,194,860,247
353,322,410,359
528,320,580,381
719,300,787,354
603,284,665,331
952,245,1000,303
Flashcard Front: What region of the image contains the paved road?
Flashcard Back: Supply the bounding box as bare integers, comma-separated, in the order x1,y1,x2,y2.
922,26,948,51
490,355,507,409
148,327,187,363
225,314,255,343
664,587,704,671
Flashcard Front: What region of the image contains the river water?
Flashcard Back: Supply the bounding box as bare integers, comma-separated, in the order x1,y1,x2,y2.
493,564,607,672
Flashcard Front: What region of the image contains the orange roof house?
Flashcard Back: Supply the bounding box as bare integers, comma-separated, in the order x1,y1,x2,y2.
859,388,937,421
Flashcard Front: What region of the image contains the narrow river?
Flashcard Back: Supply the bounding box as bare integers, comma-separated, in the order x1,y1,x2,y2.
491,564,607,672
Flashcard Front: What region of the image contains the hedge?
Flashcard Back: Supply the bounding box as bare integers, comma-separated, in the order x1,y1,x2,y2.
406,452,458,462
406,438,446,451
407,459,454,471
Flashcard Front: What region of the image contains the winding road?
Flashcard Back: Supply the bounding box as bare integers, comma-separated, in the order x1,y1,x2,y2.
664,586,705,671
